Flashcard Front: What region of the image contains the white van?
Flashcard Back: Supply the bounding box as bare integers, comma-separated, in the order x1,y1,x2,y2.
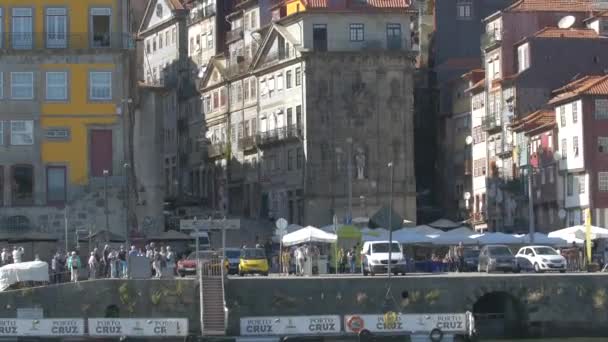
360,240,407,276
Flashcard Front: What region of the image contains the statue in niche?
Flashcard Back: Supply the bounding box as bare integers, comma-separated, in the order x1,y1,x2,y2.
355,148,366,180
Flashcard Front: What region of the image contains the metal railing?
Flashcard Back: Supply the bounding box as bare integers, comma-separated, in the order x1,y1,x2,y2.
208,143,225,158
0,32,134,51
226,27,244,43
256,125,301,146
239,136,256,151
482,114,501,132
481,31,501,50
187,5,216,26
496,142,514,157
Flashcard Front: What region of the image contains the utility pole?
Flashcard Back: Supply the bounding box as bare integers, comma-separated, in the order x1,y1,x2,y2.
527,166,535,243
103,170,110,233
123,163,130,277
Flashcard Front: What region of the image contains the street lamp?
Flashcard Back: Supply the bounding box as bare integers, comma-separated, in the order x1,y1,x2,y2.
123,163,130,278
103,169,110,233
387,161,394,278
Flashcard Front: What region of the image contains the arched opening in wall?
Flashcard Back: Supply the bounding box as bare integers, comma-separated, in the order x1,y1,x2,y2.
473,291,526,339
105,305,120,318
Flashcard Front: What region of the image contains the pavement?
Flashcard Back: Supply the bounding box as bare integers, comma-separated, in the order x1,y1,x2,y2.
225,271,608,279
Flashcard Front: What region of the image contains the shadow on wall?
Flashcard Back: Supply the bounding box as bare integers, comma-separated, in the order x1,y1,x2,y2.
473,291,527,339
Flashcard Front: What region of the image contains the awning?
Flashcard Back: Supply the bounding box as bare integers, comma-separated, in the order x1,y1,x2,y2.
282,226,337,247
548,225,608,241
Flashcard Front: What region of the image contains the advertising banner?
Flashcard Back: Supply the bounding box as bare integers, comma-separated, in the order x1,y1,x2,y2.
344,313,468,334
0,319,85,336
88,318,188,337
240,316,341,336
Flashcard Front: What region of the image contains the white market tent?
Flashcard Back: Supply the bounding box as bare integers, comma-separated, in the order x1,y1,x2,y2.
392,229,434,244
517,233,569,247
548,225,608,241
471,232,522,245
282,226,338,247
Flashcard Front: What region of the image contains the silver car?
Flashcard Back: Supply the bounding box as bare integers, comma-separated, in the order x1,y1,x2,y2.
477,245,519,273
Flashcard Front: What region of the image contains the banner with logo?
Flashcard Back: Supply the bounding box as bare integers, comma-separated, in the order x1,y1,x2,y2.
240,316,341,336
0,319,85,336
344,313,468,334
88,318,188,337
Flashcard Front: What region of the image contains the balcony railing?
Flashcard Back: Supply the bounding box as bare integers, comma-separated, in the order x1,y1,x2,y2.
207,143,226,158
239,136,256,151
481,31,501,50
496,142,514,157
257,125,302,146
482,114,501,133
226,27,244,44
0,32,134,51
187,5,216,26
471,211,486,225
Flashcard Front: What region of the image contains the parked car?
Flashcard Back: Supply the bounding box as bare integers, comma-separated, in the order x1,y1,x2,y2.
177,251,228,277
515,246,566,273
223,248,241,275
477,245,519,273
463,248,480,272
361,241,407,276
238,248,269,276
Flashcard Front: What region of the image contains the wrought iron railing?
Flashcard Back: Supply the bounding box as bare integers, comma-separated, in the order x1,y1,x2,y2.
482,114,501,132
208,143,225,158
256,125,301,146
0,32,134,50
226,27,244,43
481,31,501,50
187,5,216,26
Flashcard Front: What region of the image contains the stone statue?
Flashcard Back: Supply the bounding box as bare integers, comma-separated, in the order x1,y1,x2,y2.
355,148,366,180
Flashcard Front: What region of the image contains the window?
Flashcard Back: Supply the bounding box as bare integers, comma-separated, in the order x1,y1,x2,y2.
213,92,219,108
599,172,608,191
12,165,34,206
562,138,568,159
47,166,66,204
153,37,157,51
277,74,284,91
596,99,608,119
473,158,487,177
91,8,111,48
250,78,256,99
46,72,68,100
146,40,151,54
296,148,304,169
165,31,169,47
573,136,579,156
599,137,608,153
457,1,472,19
89,71,112,100
472,126,485,144
560,106,566,127
11,72,33,99
250,12,257,29
286,70,292,89
159,33,164,49
46,8,67,48
287,108,293,127
313,24,327,51
244,80,250,100
295,67,302,86
287,149,294,171
386,23,402,50
10,120,34,145
567,174,573,196
572,102,578,123
207,29,213,49
220,88,227,106
517,43,530,72
172,28,177,44
349,24,364,42
578,174,585,194
296,105,302,129
268,77,275,97
12,8,33,49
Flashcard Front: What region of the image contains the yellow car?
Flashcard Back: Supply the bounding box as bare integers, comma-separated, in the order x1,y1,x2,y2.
238,248,269,276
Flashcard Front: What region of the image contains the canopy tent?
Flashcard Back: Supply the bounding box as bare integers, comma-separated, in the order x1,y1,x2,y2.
392,229,434,244
0,261,49,291
517,233,569,246
428,233,476,246
410,225,443,235
286,224,304,233
471,232,522,245
282,226,337,247
443,227,475,235
548,225,608,242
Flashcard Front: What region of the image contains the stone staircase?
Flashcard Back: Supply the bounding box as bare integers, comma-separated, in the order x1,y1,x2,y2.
201,275,226,335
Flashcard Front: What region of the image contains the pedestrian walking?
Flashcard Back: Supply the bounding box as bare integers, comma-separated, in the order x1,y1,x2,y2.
347,249,355,273
0,248,8,266
281,248,291,275
294,246,305,276
153,250,163,278
12,246,24,263
88,252,98,280
109,249,118,278
67,251,81,282
166,246,175,277
118,246,127,278
102,245,111,278
51,251,61,283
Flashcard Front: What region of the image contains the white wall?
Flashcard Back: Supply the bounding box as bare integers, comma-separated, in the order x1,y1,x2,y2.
148,0,173,28
557,99,585,171
565,172,590,208
144,23,179,82
258,62,303,133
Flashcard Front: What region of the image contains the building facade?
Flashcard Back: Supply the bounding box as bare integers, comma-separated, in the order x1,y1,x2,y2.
0,0,133,248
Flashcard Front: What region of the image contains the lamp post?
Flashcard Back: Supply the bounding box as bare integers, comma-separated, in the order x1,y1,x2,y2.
103,169,110,233
346,137,353,224
123,162,130,277
387,161,394,278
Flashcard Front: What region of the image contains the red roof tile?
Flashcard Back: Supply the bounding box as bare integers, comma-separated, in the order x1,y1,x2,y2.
505,0,594,12
533,27,599,38
549,75,608,104
511,108,555,133
303,0,410,9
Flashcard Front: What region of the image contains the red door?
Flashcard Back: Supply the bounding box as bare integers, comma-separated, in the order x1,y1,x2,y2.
90,130,112,177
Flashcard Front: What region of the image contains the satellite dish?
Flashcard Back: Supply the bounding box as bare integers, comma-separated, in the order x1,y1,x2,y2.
464,192,471,200
558,209,567,220
558,15,576,29
465,136,474,145
251,32,262,41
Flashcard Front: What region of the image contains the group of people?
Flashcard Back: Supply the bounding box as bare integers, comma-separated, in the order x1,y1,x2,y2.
50,243,176,283
337,247,358,273
280,244,321,276
0,246,25,266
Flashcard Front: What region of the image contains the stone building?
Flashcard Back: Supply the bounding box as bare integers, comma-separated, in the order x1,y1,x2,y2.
0,0,134,253
200,0,417,227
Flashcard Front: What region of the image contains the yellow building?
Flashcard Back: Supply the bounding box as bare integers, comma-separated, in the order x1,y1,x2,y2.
0,0,133,240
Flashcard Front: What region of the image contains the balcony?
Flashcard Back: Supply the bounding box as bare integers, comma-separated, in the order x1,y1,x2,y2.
187,5,216,26
257,125,302,147
482,114,501,133
0,32,134,51
207,143,226,158
239,136,256,151
496,142,514,158
481,31,501,50
226,27,244,44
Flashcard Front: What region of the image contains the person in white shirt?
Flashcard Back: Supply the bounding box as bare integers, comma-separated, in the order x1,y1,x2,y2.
0,248,8,265
294,247,305,276
88,252,98,280
12,246,24,263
